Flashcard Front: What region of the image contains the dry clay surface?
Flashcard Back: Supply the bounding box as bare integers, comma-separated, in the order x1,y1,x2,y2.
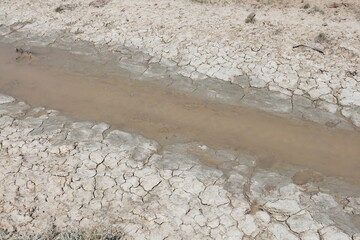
1,0,360,239
1,93,360,239
0,0,360,126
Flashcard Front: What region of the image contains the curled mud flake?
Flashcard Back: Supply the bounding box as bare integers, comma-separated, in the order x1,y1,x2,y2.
264,199,302,216
0,94,15,104
292,170,324,185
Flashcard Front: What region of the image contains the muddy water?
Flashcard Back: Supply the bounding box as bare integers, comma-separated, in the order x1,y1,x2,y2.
1,43,360,184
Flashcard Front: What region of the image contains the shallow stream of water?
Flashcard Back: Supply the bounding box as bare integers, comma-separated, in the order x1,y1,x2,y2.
1,43,360,184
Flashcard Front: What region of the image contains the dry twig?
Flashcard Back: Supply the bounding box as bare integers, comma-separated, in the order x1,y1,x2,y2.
293,44,325,54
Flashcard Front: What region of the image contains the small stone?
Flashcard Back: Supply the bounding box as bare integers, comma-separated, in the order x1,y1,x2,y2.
245,12,256,23
315,32,327,43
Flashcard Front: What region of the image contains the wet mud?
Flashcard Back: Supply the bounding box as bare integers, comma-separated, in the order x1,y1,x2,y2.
1,43,360,184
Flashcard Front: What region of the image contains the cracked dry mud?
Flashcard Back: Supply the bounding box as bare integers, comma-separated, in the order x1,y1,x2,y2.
1,94,360,239
1,0,360,239
0,0,359,126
